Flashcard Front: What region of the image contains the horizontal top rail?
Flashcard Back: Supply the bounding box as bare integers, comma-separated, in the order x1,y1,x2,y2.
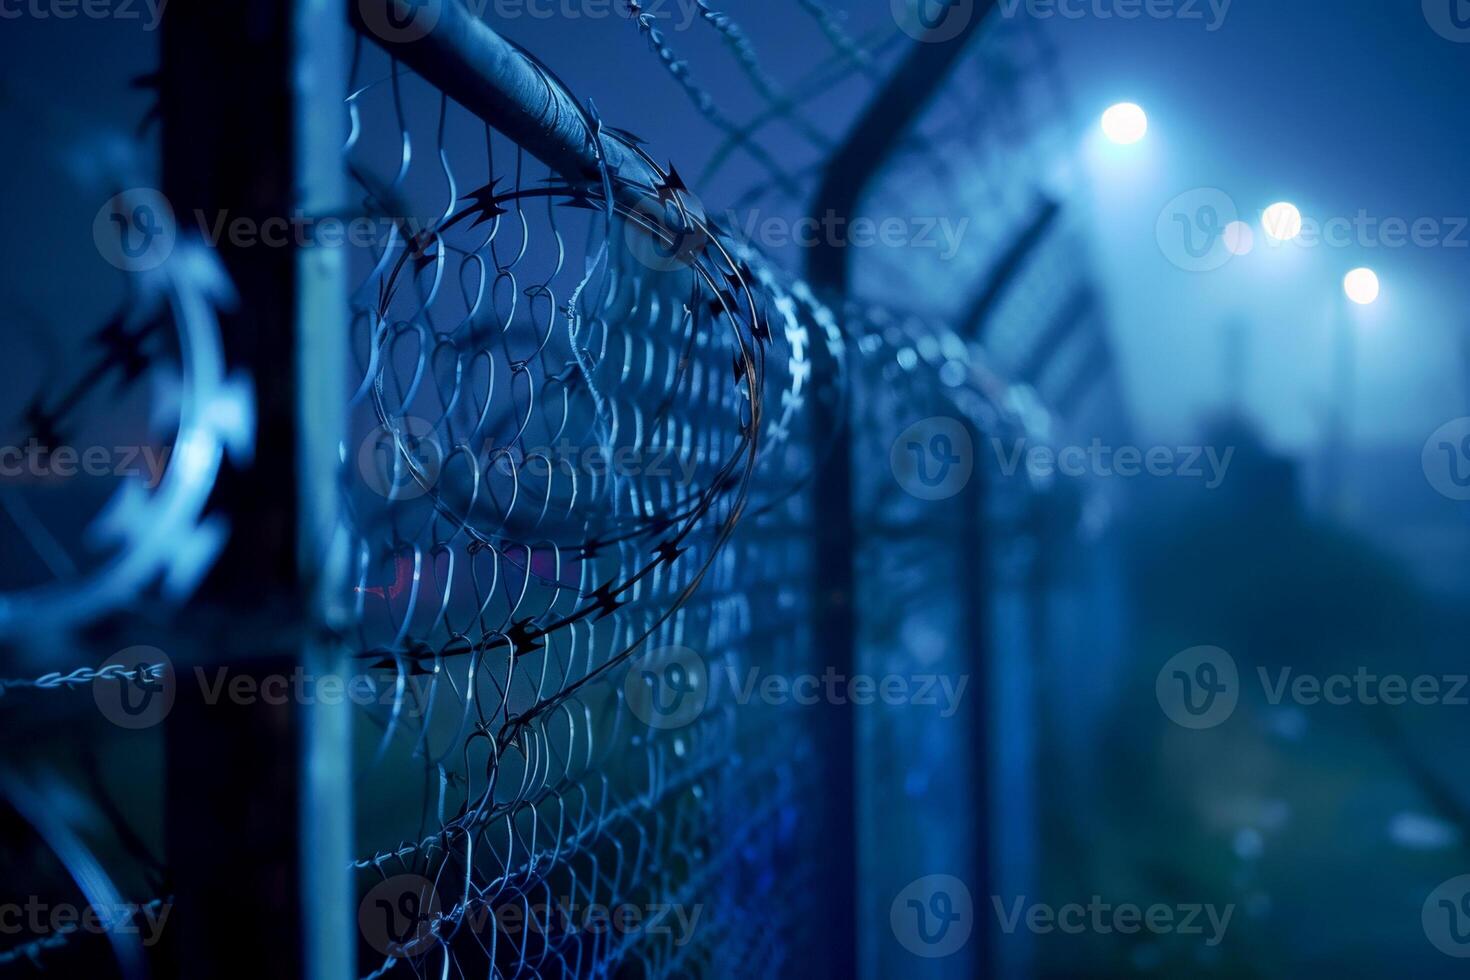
351,0,665,199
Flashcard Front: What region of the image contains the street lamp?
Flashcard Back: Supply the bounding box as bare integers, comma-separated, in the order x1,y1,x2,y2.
1101,103,1148,145
1262,201,1303,242
1343,267,1380,305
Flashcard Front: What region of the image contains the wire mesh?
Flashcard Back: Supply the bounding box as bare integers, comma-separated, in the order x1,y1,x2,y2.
340,32,830,976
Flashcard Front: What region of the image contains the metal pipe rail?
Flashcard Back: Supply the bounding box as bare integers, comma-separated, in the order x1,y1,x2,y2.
350,0,665,199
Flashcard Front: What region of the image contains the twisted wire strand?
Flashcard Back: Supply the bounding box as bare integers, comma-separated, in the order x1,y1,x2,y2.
0,899,172,970
0,663,167,697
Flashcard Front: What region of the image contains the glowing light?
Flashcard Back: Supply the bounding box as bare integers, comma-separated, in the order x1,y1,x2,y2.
1100,103,1148,145
1223,220,1254,256
1262,201,1303,241
1343,267,1380,306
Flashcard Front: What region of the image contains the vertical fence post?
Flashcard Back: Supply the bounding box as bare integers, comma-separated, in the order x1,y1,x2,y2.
807,5,991,974
160,0,351,976
295,2,354,977
954,209,1085,980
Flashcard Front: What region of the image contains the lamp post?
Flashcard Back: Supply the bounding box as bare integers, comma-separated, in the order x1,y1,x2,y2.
1328,268,1380,516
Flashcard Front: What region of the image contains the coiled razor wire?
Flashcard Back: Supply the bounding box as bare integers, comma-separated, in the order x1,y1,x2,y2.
342,32,827,976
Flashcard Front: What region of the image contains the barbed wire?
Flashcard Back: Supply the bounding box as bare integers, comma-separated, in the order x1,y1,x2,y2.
0,898,171,971
0,662,167,698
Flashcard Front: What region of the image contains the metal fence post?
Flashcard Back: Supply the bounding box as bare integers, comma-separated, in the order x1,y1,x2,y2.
160,0,351,976
807,4,993,973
